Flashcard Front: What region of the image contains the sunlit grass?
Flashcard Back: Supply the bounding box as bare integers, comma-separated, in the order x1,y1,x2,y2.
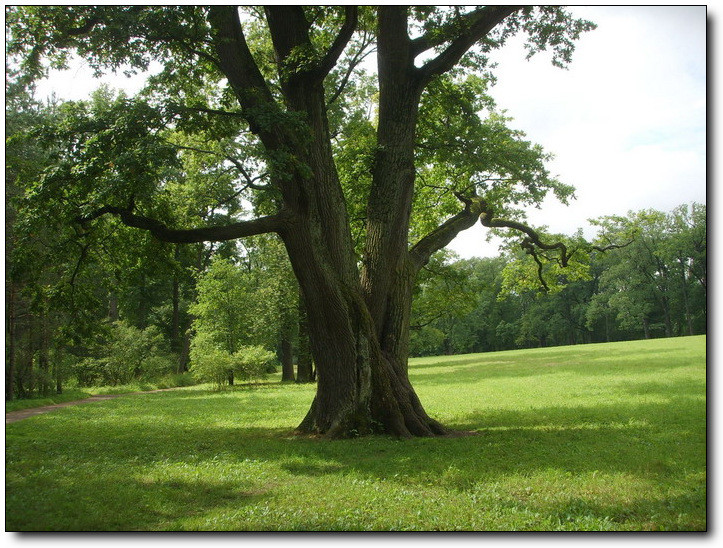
5,336,706,531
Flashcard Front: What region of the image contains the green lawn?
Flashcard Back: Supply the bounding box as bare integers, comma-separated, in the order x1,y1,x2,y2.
5,336,706,531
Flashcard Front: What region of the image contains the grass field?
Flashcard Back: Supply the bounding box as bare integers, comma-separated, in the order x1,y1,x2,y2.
5,336,706,531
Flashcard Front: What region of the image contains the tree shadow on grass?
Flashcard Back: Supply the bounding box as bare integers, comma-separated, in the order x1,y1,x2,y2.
410,350,701,386
14,394,703,480
6,382,705,531
6,470,273,531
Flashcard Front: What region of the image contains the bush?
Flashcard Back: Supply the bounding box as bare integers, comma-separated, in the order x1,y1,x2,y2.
234,345,276,380
73,357,104,387
72,321,175,386
190,340,276,390
156,372,197,389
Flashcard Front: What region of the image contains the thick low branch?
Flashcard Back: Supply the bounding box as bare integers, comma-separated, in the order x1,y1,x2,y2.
409,194,484,271
78,206,289,243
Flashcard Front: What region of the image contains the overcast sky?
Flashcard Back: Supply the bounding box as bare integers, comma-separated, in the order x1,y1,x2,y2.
32,5,707,260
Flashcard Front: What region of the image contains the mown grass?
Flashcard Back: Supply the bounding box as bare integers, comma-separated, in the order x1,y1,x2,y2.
5,336,706,531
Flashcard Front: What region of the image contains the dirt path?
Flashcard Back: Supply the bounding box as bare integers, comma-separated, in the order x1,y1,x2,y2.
6,388,180,424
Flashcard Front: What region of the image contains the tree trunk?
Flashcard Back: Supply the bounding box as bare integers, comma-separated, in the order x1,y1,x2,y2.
281,221,444,439
38,312,51,396
178,328,191,373
210,5,466,437
53,345,63,394
171,260,181,354
108,290,119,321
296,290,314,383
6,282,17,401
279,314,295,382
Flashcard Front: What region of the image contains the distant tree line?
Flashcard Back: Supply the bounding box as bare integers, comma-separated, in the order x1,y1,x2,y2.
410,203,706,356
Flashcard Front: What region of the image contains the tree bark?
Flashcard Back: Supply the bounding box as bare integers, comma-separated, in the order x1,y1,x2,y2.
279,312,295,382
296,290,314,383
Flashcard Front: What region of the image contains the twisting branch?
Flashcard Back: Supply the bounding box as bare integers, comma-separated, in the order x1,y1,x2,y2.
591,241,634,253
478,207,571,267
411,190,633,290
477,196,634,290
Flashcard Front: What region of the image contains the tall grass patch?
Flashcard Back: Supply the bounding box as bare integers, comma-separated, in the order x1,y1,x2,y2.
6,336,705,531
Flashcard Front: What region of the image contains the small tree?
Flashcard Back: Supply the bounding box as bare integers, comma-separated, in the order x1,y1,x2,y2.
190,332,275,390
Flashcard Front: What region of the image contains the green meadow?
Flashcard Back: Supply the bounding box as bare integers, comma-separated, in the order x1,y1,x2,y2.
5,335,706,531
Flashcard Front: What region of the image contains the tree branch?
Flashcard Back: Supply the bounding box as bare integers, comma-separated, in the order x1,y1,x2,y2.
417,5,522,83
165,140,269,190
317,6,358,79
409,194,485,270
326,33,375,107
77,206,290,244
264,6,314,83
65,15,101,36
207,6,281,143
171,103,244,119
479,209,571,266
377,6,413,80
591,241,634,253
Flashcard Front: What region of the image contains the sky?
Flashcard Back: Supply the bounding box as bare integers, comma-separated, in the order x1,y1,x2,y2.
31,5,707,260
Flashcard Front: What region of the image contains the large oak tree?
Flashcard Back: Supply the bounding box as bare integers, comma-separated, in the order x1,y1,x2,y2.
7,5,597,437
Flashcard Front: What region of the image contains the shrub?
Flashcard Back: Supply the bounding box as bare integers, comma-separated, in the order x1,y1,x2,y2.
73,321,175,386
190,339,276,390
234,345,276,380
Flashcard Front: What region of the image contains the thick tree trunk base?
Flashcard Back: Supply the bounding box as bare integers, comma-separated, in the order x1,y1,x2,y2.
294,353,451,439
293,410,477,440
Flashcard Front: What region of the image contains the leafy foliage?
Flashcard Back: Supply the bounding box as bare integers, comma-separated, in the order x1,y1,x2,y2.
75,321,173,386
189,335,276,390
